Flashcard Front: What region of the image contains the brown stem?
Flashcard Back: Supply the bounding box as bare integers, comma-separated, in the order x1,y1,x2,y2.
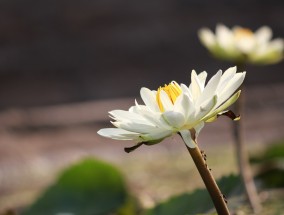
185,144,230,215
233,63,262,213
233,90,262,213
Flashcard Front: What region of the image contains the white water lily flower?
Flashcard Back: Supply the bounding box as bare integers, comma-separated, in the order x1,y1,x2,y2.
98,67,246,151
198,24,283,65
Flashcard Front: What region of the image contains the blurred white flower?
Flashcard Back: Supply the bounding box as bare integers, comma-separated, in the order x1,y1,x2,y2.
98,67,245,151
198,24,284,65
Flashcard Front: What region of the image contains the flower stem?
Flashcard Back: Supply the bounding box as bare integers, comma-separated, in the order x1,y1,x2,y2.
232,63,262,213
185,144,230,215
232,85,262,213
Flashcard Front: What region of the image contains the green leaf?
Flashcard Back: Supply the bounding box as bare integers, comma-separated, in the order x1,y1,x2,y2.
144,174,241,215
250,140,284,188
256,169,284,188
22,158,131,215
250,140,284,164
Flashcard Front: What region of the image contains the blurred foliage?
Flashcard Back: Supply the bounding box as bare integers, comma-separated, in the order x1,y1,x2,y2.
250,140,284,163
22,158,138,215
250,140,284,189
19,140,284,215
144,175,241,215
256,169,284,188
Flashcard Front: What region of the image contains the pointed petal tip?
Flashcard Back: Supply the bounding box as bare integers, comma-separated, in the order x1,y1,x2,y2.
234,115,241,121
97,129,111,138
97,128,106,134
140,87,152,96
218,110,240,121
229,66,237,72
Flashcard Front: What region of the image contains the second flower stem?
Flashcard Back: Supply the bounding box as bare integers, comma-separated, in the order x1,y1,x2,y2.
234,63,262,213
185,144,230,215
233,89,262,213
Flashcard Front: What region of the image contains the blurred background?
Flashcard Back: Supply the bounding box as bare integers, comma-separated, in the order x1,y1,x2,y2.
0,0,283,213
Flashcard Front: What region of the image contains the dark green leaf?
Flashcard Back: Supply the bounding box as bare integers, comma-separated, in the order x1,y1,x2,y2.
250,140,284,164
144,174,241,215
249,141,284,188
22,158,130,215
256,169,284,188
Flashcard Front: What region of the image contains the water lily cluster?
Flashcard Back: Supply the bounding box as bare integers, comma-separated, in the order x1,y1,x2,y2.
198,24,284,65
98,67,245,150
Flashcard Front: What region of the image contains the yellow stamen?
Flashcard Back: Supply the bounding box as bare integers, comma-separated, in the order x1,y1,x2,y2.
156,81,182,112
234,28,253,40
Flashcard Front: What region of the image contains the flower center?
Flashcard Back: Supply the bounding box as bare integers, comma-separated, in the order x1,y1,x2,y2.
156,81,182,112
234,28,253,40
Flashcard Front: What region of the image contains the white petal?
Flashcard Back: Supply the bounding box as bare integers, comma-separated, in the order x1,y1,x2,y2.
255,26,272,44
197,70,222,106
173,94,191,120
198,28,216,47
179,130,196,148
249,38,284,64
140,87,160,112
203,90,241,122
137,108,172,130
110,110,148,124
112,121,157,134
268,38,284,52
160,90,174,111
129,104,142,113
142,129,173,142
178,93,196,122
214,90,241,114
218,66,237,91
217,72,246,107
194,95,217,120
97,128,140,140
197,71,208,87
162,111,185,128
181,83,193,99
194,122,204,137
216,24,234,49
191,70,203,102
